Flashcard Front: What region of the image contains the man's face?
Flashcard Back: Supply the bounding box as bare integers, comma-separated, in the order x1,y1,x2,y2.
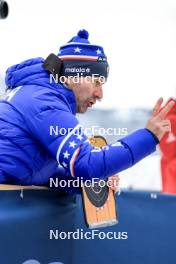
68,76,104,113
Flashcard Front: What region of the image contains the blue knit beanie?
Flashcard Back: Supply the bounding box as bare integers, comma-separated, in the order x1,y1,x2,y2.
57,29,109,80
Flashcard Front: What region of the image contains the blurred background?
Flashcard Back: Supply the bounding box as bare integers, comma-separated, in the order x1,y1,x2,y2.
0,0,176,191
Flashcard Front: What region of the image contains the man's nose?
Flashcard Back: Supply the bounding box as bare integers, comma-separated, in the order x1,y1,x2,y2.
94,86,103,100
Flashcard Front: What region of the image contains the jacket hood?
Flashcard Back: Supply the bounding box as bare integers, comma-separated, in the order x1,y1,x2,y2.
5,57,47,89
5,57,77,115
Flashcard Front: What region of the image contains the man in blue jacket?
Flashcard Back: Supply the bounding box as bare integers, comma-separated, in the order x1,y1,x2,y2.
0,29,173,193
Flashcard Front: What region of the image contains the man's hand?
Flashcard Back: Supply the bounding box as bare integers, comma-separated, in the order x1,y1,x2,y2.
108,175,120,193
146,98,175,141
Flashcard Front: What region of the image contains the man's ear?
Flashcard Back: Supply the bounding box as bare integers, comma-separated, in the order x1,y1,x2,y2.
65,77,75,90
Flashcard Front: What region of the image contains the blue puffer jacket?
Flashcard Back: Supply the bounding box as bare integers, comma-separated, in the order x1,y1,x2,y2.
0,57,158,193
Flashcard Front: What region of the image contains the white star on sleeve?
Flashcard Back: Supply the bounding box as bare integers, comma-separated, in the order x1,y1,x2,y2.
74,47,82,53
69,141,77,148
96,49,102,54
63,150,70,159
77,134,83,140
